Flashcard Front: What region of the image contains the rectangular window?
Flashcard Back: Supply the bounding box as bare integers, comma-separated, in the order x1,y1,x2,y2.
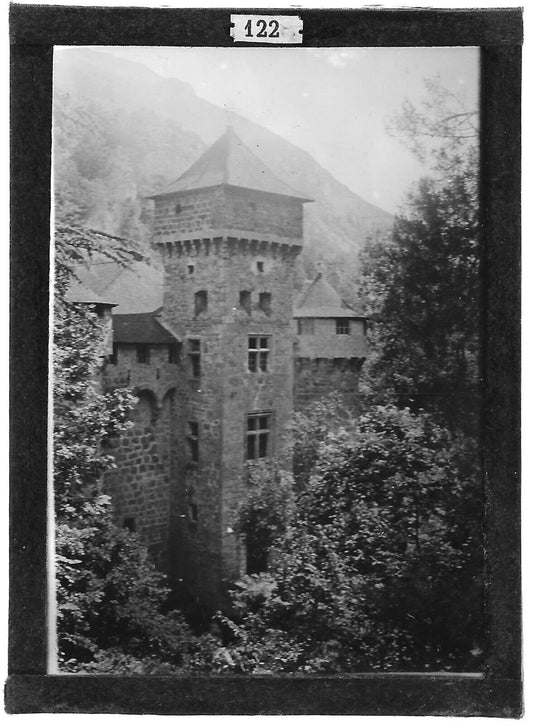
108,343,119,365
188,338,201,378
248,336,270,372
168,343,180,364
336,318,350,335
187,421,199,463
240,290,252,313
297,319,315,335
136,344,150,364
123,516,136,532
247,413,271,460
259,292,272,315
195,290,208,315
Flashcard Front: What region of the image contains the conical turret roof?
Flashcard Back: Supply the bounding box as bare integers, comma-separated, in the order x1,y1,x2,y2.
148,127,312,202
294,273,363,318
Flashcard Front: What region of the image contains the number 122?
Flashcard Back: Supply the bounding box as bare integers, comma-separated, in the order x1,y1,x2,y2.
244,18,280,38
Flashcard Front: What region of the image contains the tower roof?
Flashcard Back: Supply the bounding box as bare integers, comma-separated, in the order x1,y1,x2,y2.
293,273,363,318
147,127,312,202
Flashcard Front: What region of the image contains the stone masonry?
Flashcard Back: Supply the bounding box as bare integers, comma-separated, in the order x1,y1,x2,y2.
96,129,367,611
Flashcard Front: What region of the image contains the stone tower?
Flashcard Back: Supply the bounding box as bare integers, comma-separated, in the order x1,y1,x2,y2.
293,273,367,412
148,128,312,608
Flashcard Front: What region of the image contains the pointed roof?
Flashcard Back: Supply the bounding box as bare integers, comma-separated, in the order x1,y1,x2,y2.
147,127,312,202
66,277,118,307
73,259,163,314
293,273,363,318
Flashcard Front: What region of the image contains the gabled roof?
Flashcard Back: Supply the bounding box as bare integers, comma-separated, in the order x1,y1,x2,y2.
147,127,312,202
66,277,117,306
113,312,180,345
73,258,163,314
293,273,363,318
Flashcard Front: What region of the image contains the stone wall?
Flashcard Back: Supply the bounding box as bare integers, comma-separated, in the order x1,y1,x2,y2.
294,356,364,413
152,187,304,245
102,346,182,572
104,389,173,569
158,226,301,607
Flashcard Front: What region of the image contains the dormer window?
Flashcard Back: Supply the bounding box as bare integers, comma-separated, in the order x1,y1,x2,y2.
336,319,350,335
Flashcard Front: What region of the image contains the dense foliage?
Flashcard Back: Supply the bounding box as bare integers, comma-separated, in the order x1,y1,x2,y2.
54,77,483,675
53,220,217,672
358,79,480,435
220,403,483,673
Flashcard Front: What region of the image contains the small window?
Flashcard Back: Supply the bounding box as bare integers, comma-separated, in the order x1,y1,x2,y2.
297,319,315,335
188,502,198,523
259,292,272,315
108,343,119,365
247,413,271,460
188,339,201,378
195,290,208,315
188,264,195,275
187,421,199,463
240,290,252,313
257,261,264,273
168,343,180,364
248,336,270,373
136,344,150,364
246,545,268,575
336,319,350,335
123,517,136,532
175,202,182,215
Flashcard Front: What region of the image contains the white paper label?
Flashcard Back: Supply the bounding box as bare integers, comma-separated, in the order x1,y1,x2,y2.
230,15,303,44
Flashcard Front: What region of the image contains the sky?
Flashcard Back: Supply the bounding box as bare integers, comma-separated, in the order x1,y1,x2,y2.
100,45,479,213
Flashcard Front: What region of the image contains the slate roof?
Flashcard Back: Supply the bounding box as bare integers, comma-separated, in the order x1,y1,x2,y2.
73,258,163,314
147,127,312,202
293,273,364,318
113,312,180,345
66,277,118,306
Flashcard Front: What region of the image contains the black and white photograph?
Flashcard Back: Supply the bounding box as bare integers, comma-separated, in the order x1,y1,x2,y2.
8,5,522,715
51,44,484,675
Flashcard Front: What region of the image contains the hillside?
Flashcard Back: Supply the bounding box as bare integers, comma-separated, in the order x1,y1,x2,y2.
54,48,393,261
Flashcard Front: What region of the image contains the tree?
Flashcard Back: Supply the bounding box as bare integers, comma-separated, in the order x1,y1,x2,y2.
53,194,217,672
233,461,296,574
359,78,480,434
220,405,483,673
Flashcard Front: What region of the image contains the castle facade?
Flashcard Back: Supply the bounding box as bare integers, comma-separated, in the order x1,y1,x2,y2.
80,129,367,609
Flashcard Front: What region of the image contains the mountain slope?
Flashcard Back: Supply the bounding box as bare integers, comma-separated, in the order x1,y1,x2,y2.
54,48,393,257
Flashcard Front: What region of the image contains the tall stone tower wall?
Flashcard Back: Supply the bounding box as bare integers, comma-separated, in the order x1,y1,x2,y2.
158,230,300,607
153,187,303,246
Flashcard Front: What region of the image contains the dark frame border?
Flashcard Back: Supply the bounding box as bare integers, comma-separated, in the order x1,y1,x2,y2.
8,5,522,715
